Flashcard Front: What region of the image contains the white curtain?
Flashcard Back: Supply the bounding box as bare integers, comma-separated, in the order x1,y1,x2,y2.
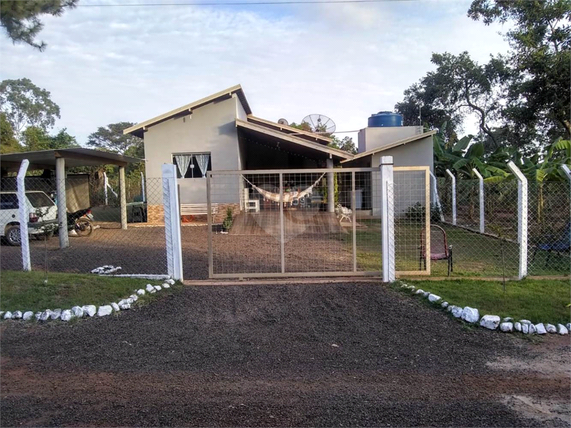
174,154,192,178
194,154,210,178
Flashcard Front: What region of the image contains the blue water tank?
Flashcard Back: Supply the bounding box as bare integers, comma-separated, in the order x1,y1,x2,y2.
368,111,403,128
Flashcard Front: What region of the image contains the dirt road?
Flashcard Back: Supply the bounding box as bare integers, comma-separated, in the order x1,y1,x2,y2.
1,282,569,426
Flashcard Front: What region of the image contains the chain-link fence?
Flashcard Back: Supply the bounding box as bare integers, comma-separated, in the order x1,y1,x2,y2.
437,175,570,278
1,175,168,276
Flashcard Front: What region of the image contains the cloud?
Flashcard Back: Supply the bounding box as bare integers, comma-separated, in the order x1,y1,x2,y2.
0,0,510,144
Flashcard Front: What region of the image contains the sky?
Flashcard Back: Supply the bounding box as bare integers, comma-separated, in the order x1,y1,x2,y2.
0,0,511,146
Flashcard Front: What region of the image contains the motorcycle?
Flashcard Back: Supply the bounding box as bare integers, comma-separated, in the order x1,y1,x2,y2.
56,207,95,237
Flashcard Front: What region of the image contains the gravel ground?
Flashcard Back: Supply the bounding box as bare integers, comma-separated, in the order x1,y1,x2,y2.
1,282,569,427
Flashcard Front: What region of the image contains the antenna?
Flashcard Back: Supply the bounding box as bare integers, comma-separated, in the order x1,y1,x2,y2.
277,118,289,126
301,114,336,134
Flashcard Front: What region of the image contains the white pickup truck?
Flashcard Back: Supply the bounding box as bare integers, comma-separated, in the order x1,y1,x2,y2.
0,191,58,246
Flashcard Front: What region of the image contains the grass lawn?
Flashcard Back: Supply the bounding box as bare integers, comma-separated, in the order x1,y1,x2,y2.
346,219,569,277
0,271,176,312
403,278,571,325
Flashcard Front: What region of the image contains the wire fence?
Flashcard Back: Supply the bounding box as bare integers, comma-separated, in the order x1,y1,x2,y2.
437,176,570,278
0,175,168,276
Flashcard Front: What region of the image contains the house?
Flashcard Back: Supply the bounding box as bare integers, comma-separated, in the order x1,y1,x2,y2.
124,86,434,222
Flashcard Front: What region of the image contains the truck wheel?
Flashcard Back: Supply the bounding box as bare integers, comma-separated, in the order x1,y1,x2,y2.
5,225,22,246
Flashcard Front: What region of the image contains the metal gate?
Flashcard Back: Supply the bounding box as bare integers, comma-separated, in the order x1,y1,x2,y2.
206,167,429,278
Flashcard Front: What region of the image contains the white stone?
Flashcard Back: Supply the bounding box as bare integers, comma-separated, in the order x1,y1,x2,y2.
3,311,13,320
557,324,568,335
535,323,547,335
451,306,463,318
514,322,522,332
447,305,454,312
50,309,62,320
529,324,536,334
39,310,51,321
118,302,131,310
415,289,424,295
111,302,120,312
12,311,23,319
480,315,501,330
60,310,73,322
83,305,96,317
71,306,84,318
129,295,137,302
97,305,113,317
136,289,146,296
167,279,175,285
461,307,480,324
422,291,429,297
154,285,162,292
567,323,571,331
409,286,416,291
522,323,529,334
441,302,449,309
546,324,556,334
162,283,170,289
502,317,513,323
146,283,155,292
22,311,34,321
428,294,441,303
500,322,513,332
35,312,41,320
519,319,532,325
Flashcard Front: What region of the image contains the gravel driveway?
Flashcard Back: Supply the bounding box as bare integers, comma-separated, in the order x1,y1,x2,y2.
1,282,569,427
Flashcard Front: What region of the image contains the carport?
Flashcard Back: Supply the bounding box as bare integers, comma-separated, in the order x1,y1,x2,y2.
0,148,142,248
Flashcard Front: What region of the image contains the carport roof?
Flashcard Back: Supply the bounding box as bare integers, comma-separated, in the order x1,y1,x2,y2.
0,148,142,172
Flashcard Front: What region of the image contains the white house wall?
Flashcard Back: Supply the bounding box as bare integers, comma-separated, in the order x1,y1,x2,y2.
144,96,241,205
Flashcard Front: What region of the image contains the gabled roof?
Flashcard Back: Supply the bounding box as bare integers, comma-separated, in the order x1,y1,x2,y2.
246,115,332,145
340,130,436,164
124,84,252,138
236,119,353,161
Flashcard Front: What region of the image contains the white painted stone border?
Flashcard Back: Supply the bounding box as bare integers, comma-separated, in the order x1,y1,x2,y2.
397,282,570,336
0,279,176,323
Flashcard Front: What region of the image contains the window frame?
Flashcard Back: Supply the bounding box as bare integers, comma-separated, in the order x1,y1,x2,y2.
172,152,212,179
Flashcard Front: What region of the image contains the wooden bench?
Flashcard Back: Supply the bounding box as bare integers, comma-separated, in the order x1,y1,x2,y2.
180,203,219,216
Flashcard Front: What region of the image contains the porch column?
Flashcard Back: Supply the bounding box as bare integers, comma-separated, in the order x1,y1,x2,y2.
327,157,334,213
119,166,127,230
56,157,69,248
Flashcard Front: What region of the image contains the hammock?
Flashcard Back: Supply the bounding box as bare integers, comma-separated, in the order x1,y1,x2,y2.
243,173,326,204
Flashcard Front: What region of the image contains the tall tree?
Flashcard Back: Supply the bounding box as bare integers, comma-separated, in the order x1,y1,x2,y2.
0,112,22,153
87,122,144,158
0,0,78,51
468,0,571,143
0,78,61,141
329,136,357,154
21,126,77,151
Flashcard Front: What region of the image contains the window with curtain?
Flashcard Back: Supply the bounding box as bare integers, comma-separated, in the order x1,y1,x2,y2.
172,153,212,178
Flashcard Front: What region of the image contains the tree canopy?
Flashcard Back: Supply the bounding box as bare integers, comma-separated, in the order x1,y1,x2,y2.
396,0,570,153
86,122,144,158
0,78,61,141
0,0,78,50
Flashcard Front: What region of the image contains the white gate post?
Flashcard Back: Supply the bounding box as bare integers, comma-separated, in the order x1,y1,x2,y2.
104,172,109,206
380,156,395,282
446,169,456,225
507,161,528,279
16,160,31,271
472,168,485,233
162,164,183,281
141,172,146,203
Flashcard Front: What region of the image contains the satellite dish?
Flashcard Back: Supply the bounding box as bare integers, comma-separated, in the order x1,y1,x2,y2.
301,114,336,134
277,118,289,126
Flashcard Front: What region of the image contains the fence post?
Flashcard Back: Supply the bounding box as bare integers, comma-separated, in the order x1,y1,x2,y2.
162,164,183,281
141,172,146,203
472,168,485,233
16,160,31,271
380,156,395,282
445,169,457,225
430,171,445,222
56,157,69,248
507,161,528,279
560,165,571,280
119,166,127,230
